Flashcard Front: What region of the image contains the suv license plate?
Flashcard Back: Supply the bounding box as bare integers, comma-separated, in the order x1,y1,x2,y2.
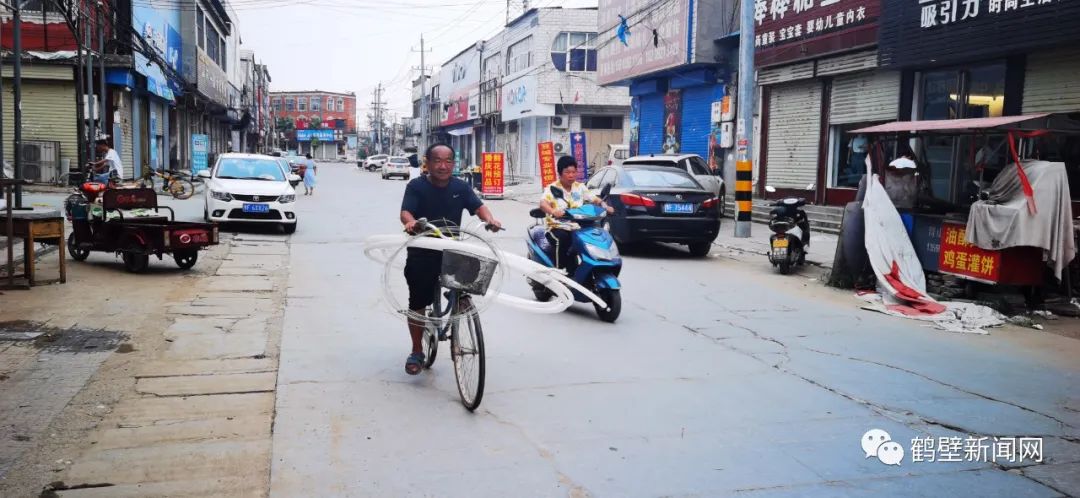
663,203,694,214
242,203,270,213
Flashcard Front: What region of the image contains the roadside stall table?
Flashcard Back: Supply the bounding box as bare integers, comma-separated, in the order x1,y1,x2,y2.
1,198,66,289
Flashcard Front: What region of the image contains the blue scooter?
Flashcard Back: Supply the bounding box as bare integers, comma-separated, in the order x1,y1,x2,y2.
525,185,622,322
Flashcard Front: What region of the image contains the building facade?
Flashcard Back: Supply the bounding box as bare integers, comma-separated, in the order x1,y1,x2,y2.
597,0,737,188
1,0,267,184
433,7,631,179
271,90,357,159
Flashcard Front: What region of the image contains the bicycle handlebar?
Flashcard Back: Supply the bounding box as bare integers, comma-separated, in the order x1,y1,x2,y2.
407,218,502,235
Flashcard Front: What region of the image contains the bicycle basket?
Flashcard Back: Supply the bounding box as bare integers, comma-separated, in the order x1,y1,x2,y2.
440,249,498,295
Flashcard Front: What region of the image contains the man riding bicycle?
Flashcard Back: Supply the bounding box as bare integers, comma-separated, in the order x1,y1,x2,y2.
400,143,502,375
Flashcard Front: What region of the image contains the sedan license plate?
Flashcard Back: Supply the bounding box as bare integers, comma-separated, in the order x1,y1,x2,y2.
772,238,789,249
663,202,694,214
242,203,270,214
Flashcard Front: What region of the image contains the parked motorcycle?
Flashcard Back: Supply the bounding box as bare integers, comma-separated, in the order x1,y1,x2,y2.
765,185,811,275
525,185,622,322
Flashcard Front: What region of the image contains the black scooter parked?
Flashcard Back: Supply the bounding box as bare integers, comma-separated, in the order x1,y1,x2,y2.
765,185,811,275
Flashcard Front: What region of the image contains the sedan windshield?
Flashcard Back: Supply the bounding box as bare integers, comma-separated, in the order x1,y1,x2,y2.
621,168,701,189
215,158,287,181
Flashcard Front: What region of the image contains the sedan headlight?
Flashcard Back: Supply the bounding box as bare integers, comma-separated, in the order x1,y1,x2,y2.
585,242,620,261
210,190,232,202
278,194,295,203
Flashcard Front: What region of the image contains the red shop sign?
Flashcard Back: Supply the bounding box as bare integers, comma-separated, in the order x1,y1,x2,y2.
754,0,881,67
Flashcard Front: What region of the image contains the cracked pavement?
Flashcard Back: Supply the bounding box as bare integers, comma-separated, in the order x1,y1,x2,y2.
268,165,1080,497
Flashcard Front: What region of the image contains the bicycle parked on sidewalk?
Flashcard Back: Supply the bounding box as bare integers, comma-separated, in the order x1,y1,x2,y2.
411,217,500,411
138,168,195,199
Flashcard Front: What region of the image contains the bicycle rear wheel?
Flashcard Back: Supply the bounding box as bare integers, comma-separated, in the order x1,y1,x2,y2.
451,296,485,411
170,179,195,199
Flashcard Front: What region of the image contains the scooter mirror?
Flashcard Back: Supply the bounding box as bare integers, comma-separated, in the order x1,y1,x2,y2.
549,185,565,200
764,185,776,193
599,184,612,199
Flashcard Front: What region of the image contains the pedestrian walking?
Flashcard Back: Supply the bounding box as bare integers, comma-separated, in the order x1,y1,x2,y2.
303,153,317,195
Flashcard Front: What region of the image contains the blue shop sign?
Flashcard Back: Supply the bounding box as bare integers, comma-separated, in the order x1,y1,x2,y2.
133,2,183,102
297,129,335,142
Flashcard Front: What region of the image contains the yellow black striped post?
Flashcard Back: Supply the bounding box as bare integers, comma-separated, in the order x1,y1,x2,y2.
735,159,753,236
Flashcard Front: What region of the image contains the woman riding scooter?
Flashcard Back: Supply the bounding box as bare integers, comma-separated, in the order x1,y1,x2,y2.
539,156,614,275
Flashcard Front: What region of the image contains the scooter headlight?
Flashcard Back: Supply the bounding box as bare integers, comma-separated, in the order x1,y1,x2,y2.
585,242,619,261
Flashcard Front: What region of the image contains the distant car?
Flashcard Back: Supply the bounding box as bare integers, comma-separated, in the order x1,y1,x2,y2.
382,156,411,180
365,154,389,171
607,144,630,167
622,154,725,214
587,164,721,257
198,153,300,234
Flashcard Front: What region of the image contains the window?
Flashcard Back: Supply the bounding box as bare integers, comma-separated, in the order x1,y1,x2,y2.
297,97,307,111
581,115,623,129
205,22,217,62
551,32,597,72
829,124,882,189
220,37,227,71
916,63,1007,202
483,53,502,81
621,168,698,189
506,37,533,74
686,156,711,176
326,97,333,110
338,98,345,112
311,98,320,112
272,98,281,112
197,8,205,50
285,98,295,111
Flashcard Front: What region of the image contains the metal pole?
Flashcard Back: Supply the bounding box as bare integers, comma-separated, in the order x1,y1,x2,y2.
420,35,428,151
74,7,85,176
13,0,23,207
85,9,95,155
97,1,106,156
734,0,756,238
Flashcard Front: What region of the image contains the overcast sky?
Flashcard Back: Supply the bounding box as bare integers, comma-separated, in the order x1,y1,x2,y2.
236,0,598,125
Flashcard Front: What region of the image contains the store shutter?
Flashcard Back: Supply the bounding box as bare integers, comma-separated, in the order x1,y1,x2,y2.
2,79,79,181
830,71,900,124
680,84,722,158
638,93,665,155
765,80,822,189
1023,47,1080,113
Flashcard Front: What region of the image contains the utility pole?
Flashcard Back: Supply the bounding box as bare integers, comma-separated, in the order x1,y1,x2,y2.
734,0,756,238
416,35,429,151
84,8,95,160
13,0,24,206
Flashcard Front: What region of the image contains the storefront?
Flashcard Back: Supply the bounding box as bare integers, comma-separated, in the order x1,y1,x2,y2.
877,0,1080,208
631,73,727,161
754,0,890,205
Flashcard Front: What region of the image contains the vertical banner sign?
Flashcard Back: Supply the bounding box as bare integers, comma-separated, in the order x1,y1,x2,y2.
570,132,588,181
191,134,210,175
538,141,557,188
662,90,682,154
938,222,1001,282
481,152,505,196
629,96,640,157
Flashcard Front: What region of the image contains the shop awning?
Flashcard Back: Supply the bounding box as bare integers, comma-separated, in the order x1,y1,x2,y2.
851,113,1058,134
447,126,474,136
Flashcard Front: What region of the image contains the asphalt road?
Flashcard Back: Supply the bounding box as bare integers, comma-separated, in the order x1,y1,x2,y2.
269,163,1080,497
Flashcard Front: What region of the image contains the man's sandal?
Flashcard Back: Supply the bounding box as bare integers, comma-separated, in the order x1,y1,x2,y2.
405,352,426,375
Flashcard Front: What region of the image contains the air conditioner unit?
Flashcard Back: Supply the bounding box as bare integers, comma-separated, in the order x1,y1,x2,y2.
553,142,565,154
551,115,569,129
21,141,60,184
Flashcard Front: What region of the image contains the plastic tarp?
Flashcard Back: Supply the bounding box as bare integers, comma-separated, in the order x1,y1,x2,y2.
863,174,944,315
967,160,1076,280
859,174,1005,333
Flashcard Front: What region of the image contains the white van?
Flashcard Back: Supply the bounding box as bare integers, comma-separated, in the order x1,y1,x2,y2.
607,144,630,167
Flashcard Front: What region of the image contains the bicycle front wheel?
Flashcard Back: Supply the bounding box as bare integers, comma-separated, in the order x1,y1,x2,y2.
451,297,485,411
170,179,195,199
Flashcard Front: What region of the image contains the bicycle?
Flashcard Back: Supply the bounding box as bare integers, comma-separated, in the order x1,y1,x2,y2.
410,218,501,411
138,168,195,199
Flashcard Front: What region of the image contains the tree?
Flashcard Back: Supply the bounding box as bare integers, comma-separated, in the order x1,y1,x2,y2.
276,117,294,131
310,116,323,130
